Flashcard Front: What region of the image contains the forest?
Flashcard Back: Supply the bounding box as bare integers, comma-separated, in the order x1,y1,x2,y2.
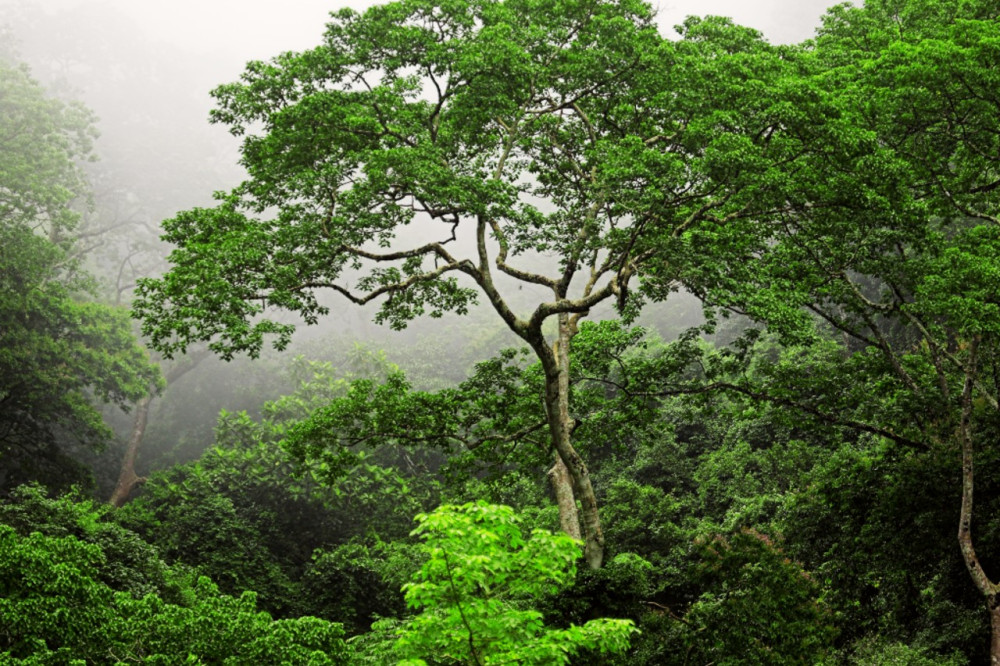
2,0,999,663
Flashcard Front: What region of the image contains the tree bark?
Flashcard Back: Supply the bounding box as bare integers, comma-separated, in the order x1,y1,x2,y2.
109,393,151,508
548,452,581,541
543,314,604,569
992,603,1000,666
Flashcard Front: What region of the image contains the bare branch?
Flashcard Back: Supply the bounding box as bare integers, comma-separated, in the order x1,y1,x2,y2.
290,260,468,306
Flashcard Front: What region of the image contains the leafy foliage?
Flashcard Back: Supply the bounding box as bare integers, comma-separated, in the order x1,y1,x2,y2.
0,523,348,665
392,501,637,665
675,1,1000,657
0,484,179,601
679,529,836,665
116,352,439,624
9,0,1000,663
132,0,821,569
0,59,95,232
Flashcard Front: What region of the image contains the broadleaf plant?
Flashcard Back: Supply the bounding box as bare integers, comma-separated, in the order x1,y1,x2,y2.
392,501,637,665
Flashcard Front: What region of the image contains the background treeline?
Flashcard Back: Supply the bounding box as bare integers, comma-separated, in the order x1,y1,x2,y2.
2,0,1000,663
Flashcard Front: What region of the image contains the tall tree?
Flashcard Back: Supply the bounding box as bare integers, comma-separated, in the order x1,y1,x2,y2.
135,0,797,568
0,59,159,492
684,0,1000,658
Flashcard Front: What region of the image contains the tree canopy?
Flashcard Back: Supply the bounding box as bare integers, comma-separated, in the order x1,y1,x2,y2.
680,0,1000,655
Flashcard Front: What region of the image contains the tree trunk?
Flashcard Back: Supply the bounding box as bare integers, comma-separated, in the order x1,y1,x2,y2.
109,393,151,508
992,603,1000,666
543,314,604,569
954,338,1000,662
108,349,208,508
548,452,581,541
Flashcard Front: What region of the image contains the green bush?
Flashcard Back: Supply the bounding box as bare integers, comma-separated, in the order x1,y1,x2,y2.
679,528,837,665
0,525,113,662
0,483,178,600
0,525,348,664
110,578,347,664
301,541,417,634
841,638,967,666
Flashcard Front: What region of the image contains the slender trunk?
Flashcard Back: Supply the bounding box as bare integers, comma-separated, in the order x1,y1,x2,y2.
954,338,1000,662
993,605,1000,666
548,452,581,541
109,393,152,508
544,314,604,569
109,349,208,508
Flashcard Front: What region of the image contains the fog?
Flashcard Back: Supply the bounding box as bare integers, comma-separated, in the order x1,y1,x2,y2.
8,0,832,72
2,0,834,179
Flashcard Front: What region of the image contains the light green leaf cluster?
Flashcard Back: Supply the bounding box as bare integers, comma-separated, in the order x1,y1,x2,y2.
391,501,637,665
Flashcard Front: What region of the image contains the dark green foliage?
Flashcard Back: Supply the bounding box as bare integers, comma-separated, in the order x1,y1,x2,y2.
677,529,837,665
840,638,967,666
679,6,1000,656
302,541,419,636
599,480,687,570
117,468,299,614
605,339,996,663
546,551,659,634
9,0,1000,662
116,355,441,622
552,464,839,665
0,523,347,664
0,484,178,601
781,442,991,658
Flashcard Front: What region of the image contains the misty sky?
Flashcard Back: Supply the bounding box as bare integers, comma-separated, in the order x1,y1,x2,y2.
107,0,837,55
16,0,836,84
1,0,841,200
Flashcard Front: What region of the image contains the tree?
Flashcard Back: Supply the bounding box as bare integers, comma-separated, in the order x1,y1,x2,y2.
115,351,438,619
3,11,241,502
681,0,1000,658
0,523,349,664
134,0,797,568
0,483,179,601
391,501,637,665
0,59,159,492
677,529,836,665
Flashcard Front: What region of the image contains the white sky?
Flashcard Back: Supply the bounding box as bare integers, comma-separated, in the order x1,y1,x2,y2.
12,0,835,83
113,0,834,56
